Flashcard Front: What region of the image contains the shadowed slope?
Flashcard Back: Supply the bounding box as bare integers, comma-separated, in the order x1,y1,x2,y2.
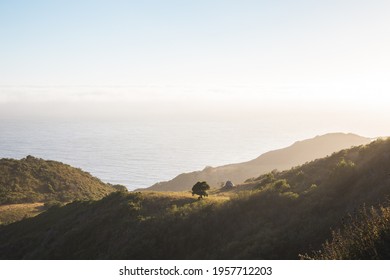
1,138,390,259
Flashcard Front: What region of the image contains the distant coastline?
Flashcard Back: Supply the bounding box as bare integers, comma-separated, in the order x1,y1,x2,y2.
0,119,337,190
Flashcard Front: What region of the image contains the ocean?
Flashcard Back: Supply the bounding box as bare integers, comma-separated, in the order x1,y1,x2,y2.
0,119,316,190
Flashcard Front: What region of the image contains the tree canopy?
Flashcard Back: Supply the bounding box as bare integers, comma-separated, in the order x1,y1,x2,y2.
192,181,210,199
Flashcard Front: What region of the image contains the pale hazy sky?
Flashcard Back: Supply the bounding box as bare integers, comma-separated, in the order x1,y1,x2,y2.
0,0,389,135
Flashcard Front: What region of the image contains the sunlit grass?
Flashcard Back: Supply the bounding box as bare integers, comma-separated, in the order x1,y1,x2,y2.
0,203,44,225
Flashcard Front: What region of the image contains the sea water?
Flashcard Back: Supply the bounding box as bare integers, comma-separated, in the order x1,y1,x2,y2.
0,119,312,190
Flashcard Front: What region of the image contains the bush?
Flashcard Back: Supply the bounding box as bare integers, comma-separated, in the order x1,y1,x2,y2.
111,184,128,192
272,179,290,192
44,200,63,209
303,206,390,259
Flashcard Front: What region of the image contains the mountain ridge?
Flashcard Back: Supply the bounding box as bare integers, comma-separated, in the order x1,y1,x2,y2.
0,137,389,259
144,133,372,192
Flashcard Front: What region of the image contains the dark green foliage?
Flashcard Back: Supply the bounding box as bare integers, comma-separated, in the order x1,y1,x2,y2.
0,156,117,205
110,184,128,192
192,181,210,199
0,190,299,259
0,138,390,259
304,205,390,259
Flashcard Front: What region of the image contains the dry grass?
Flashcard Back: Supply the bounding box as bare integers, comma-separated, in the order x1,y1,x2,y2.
139,190,231,202
0,203,44,225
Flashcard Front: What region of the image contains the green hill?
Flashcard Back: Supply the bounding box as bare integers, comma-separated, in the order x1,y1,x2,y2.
0,137,389,259
0,155,119,205
145,133,371,191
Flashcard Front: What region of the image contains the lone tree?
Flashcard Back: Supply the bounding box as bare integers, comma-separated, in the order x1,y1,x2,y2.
192,181,210,199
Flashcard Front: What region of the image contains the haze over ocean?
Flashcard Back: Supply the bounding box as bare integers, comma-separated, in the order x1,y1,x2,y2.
1,84,388,190
0,118,310,190
1,1,389,190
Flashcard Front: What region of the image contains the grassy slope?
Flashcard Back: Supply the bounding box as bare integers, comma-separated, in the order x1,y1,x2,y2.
0,138,389,259
0,155,117,205
146,133,371,191
0,203,44,225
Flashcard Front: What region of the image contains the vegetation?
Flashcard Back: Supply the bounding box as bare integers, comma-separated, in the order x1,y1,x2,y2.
303,205,390,259
146,133,371,191
192,181,210,199
0,138,389,259
0,155,118,205
110,184,128,192
0,203,44,225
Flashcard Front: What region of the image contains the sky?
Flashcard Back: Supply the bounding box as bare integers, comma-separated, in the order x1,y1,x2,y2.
0,0,390,135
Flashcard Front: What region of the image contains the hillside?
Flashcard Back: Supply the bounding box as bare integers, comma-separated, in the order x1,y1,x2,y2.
145,133,371,192
0,155,119,205
0,137,389,259
303,204,390,260
0,203,44,225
